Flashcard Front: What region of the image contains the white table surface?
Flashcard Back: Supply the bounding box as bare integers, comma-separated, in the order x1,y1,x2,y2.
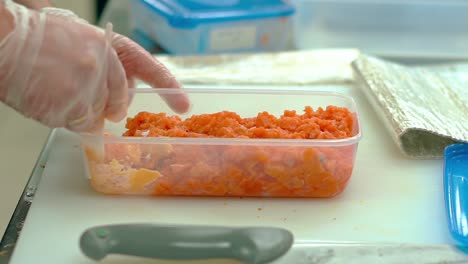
5,84,458,264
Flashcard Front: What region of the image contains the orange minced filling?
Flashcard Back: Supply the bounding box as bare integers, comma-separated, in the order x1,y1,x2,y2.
84,106,357,198
123,106,354,139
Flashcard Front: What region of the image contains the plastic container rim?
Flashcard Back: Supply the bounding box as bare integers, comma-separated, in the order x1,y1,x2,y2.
137,0,295,29
80,88,363,147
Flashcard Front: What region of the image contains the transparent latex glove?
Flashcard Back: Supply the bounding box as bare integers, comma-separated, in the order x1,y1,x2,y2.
41,7,191,114
0,0,127,132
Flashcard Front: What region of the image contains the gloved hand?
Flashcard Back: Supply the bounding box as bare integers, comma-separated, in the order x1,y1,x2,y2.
0,1,189,133
41,6,191,117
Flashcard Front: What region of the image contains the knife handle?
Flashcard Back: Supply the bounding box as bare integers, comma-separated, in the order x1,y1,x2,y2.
80,223,293,264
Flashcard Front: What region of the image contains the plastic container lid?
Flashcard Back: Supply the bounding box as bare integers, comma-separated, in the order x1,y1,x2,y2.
444,143,468,245
138,0,295,28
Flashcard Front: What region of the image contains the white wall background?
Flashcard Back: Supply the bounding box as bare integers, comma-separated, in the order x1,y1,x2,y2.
51,0,97,23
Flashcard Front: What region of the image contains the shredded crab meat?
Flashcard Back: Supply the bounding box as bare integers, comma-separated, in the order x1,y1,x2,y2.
84,106,357,197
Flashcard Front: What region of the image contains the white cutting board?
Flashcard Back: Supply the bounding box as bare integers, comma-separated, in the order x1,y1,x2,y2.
9,84,453,264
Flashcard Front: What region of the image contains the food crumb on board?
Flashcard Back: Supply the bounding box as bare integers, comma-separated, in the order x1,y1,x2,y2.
257,207,263,211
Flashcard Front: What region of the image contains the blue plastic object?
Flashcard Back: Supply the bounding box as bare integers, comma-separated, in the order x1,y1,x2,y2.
139,0,295,28
444,143,468,245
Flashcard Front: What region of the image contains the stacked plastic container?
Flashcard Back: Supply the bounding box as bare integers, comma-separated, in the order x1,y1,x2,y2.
129,0,296,55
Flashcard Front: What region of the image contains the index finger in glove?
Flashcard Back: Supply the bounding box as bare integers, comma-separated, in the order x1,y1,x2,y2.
112,35,191,114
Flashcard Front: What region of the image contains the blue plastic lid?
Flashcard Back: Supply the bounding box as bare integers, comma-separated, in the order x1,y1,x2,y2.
139,0,295,28
444,143,468,245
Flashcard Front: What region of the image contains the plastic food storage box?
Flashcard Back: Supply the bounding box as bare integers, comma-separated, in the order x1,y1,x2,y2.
293,0,468,58
80,88,362,198
129,0,295,55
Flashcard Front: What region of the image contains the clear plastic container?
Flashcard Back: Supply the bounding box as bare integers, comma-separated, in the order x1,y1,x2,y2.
292,0,468,58
80,88,362,198
129,0,295,55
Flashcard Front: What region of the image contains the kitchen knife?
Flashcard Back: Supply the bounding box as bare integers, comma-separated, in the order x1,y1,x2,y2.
80,223,468,264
